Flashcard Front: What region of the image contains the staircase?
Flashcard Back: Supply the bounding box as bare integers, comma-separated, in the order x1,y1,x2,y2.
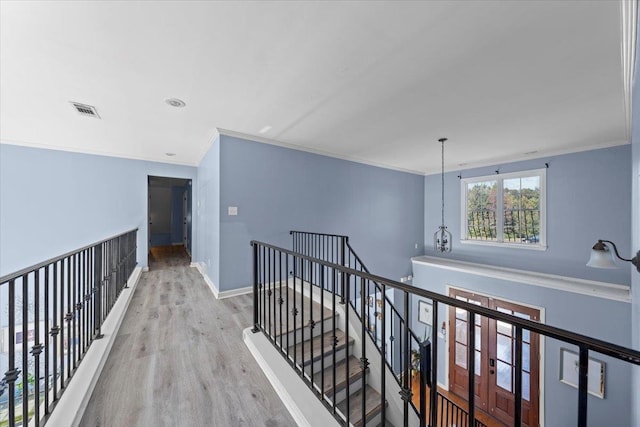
259,278,393,426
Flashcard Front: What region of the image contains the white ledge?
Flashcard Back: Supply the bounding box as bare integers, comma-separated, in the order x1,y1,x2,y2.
411,256,631,303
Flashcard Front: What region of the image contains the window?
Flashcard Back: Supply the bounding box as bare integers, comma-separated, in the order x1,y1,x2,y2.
461,169,546,248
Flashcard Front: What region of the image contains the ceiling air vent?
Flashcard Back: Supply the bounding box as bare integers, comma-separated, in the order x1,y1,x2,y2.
70,102,100,119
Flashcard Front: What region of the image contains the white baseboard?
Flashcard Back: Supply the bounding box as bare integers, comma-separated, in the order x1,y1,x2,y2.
190,262,252,299
243,327,339,427
142,266,149,272
44,266,144,427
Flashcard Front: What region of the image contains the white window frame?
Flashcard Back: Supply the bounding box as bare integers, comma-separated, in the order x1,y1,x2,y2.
460,168,547,250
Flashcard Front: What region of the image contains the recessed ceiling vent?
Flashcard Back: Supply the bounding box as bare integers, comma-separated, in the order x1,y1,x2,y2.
70,102,100,119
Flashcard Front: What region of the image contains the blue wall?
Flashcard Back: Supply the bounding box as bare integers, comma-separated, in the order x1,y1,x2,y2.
195,136,220,287
424,146,632,285
0,143,197,275
198,134,425,292
411,261,632,427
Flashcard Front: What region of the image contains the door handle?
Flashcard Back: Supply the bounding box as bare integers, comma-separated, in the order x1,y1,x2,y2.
489,358,495,367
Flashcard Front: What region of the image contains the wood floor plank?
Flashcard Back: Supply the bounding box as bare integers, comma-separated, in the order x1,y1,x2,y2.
80,251,296,427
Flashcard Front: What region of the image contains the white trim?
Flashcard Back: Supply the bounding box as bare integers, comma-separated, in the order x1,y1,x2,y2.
242,327,339,427
142,266,149,272
190,262,252,299
412,256,631,303
432,139,629,176
216,128,425,176
43,266,143,427
0,139,199,167
218,286,253,299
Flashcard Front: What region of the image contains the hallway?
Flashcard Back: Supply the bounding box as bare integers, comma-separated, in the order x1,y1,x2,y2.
80,251,295,426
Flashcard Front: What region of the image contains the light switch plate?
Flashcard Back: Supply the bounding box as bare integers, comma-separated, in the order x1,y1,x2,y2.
228,206,238,216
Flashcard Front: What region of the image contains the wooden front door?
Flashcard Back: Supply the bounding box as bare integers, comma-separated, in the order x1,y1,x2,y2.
448,289,540,427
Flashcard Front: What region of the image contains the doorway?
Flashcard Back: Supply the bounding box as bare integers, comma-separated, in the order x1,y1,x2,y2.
147,176,192,268
448,288,540,427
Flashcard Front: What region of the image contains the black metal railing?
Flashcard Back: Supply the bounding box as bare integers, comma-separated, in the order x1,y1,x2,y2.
466,209,539,243
252,239,640,427
291,231,424,409
0,229,138,427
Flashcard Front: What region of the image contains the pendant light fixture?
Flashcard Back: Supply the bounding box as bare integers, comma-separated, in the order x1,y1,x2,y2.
434,137,452,252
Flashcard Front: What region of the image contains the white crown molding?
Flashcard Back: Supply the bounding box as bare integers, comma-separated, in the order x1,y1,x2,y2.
216,128,425,176
412,256,631,303
424,139,630,176
0,138,200,167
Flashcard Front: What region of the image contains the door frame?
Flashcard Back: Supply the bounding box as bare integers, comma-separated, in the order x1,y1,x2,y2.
147,175,193,266
444,284,546,427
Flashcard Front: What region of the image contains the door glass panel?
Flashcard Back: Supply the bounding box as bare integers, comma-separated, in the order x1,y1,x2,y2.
456,319,467,344
456,307,467,321
497,320,512,337
496,360,512,391
475,350,481,375
497,334,512,363
514,311,530,320
523,342,530,371
523,372,531,401
523,329,530,343
455,343,467,368
475,325,481,350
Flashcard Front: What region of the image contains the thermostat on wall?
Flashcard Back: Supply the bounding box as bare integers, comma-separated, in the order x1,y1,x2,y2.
228,206,238,216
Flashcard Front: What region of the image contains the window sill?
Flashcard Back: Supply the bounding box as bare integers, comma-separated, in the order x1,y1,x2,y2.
459,239,547,251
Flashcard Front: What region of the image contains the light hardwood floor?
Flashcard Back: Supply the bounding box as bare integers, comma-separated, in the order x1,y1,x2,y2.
80,249,296,427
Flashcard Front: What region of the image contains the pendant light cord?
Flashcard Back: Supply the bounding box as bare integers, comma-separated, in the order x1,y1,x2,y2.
440,138,446,227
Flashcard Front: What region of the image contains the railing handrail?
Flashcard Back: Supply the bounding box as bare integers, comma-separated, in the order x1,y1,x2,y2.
0,227,139,284
290,230,350,239
251,239,640,365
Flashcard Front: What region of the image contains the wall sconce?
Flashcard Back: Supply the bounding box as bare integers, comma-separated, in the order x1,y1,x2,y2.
440,321,447,341
586,240,640,272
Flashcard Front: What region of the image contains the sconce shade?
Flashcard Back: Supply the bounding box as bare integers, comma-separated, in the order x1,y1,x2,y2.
586,241,617,269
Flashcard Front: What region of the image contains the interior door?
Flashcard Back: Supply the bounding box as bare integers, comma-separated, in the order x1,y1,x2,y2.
448,290,490,411
488,300,540,427
449,289,540,427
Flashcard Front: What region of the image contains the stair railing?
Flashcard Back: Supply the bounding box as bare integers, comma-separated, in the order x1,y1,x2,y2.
251,239,640,427
290,231,425,419
0,228,138,427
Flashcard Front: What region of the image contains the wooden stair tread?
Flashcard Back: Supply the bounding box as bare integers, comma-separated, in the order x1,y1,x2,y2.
321,356,364,395
261,287,334,335
288,329,351,365
337,385,386,427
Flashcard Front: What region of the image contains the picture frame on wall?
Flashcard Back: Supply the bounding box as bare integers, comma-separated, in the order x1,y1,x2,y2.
417,300,433,326
559,348,605,398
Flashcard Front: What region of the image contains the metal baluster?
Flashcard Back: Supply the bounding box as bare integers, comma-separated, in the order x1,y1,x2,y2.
309,259,314,386
60,259,65,387
300,255,305,379
279,251,283,351
320,264,325,398
94,244,103,339
44,264,50,415
577,346,589,427
52,262,59,400
6,279,17,427
402,291,410,427
344,272,350,425
22,273,29,426
331,267,337,415
514,326,523,426
292,255,298,368
66,256,72,378
285,254,290,353
468,312,476,427
32,269,42,426
381,283,387,423
430,301,439,427
360,277,368,426
252,243,259,333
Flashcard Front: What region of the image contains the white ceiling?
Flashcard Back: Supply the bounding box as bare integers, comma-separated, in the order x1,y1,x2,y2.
0,1,629,174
